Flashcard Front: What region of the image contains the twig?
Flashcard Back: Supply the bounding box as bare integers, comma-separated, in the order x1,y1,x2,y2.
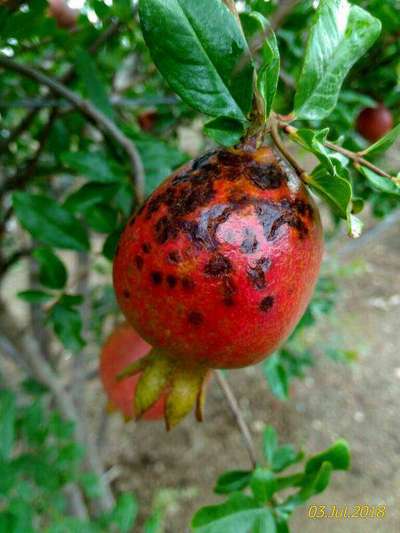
223,0,242,27
283,124,396,181
215,370,258,469
0,55,145,203
270,115,308,181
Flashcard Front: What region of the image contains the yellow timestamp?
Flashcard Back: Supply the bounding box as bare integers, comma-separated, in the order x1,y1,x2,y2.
308,504,387,520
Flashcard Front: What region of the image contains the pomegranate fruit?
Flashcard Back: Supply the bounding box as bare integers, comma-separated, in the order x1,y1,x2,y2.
113,142,323,428
99,322,164,421
48,0,78,30
356,104,393,142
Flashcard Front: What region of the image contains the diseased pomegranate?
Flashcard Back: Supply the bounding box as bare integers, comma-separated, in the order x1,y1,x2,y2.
99,322,164,421
48,0,78,30
113,142,323,428
356,104,393,142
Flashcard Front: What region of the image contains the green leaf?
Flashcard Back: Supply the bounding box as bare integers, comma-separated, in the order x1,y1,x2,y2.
257,28,280,119
61,151,124,183
214,470,252,495
204,117,244,146
139,0,254,123
102,228,123,261
17,290,53,304
305,439,351,473
64,183,118,213
307,165,351,219
75,48,114,120
359,166,400,196
263,426,278,465
271,445,303,473
250,468,276,503
252,511,277,533
262,355,289,400
79,473,102,500
109,493,138,533
83,204,118,233
48,298,85,352
192,493,271,533
12,193,90,252
295,0,381,120
363,123,400,155
0,391,15,460
33,247,67,290
143,510,163,533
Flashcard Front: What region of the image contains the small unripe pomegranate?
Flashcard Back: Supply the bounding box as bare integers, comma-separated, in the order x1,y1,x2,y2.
113,142,323,428
48,0,78,30
99,322,164,421
356,104,393,142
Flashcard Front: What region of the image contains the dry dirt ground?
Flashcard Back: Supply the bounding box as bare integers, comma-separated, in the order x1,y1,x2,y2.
89,218,400,532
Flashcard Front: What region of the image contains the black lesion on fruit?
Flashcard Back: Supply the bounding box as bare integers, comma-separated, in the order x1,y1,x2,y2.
135,255,144,270
181,276,195,291
188,310,203,326
204,253,233,277
240,228,258,254
218,150,247,167
142,243,151,253
150,271,163,285
123,289,130,299
247,162,285,190
222,276,236,307
248,257,271,290
293,199,314,218
255,199,311,241
168,250,181,264
194,205,235,250
166,274,177,288
191,150,217,171
269,213,309,240
260,295,274,312
155,215,178,244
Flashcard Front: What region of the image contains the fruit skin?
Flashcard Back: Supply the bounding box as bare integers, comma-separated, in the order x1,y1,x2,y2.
113,143,323,370
48,0,78,30
356,104,393,142
99,322,164,421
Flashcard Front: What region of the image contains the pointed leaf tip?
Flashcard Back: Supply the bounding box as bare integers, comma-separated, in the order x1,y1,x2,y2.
134,352,173,419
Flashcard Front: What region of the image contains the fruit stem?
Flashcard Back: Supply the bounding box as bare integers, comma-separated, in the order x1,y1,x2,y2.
269,113,309,182
215,370,258,469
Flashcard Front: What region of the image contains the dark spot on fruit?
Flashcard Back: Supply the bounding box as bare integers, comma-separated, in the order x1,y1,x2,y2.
129,216,136,226
172,171,191,185
142,243,151,253
254,199,310,241
145,193,164,219
168,250,181,264
191,150,217,170
218,150,245,167
181,277,195,291
248,257,271,290
228,191,251,206
260,296,274,312
155,215,178,244
222,276,236,306
135,255,144,270
123,290,130,298
150,271,163,285
188,311,203,326
166,274,177,288
240,229,258,254
294,199,314,218
269,214,309,240
195,205,235,250
204,253,233,277
248,162,284,190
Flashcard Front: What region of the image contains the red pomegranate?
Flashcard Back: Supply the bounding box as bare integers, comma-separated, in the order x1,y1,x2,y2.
99,322,164,421
356,104,393,142
113,142,323,428
48,0,78,30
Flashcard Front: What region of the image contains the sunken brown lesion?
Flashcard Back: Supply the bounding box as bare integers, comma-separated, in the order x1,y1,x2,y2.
123,289,130,299
247,257,271,290
150,271,163,285
142,243,151,253
188,310,203,326
260,295,274,312
181,276,195,291
204,253,233,277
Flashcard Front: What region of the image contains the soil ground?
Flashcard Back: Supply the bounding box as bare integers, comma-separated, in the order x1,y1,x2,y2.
92,219,400,532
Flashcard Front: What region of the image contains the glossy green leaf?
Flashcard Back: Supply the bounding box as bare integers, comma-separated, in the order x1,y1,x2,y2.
192,493,270,533
204,117,244,146
12,193,90,252
109,493,139,533
75,48,114,120
307,165,351,219
305,439,351,473
257,28,280,119
272,445,303,473
0,391,15,460
359,166,400,196
61,152,124,183
48,298,85,352
295,0,381,120
33,247,67,290
64,183,118,213
250,468,276,502
17,290,53,304
363,123,400,155
263,426,278,465
139,0,254,122
252,511,277,533
102,228,123,261
262,355,289,400
83,204,118,233
214,470,252,495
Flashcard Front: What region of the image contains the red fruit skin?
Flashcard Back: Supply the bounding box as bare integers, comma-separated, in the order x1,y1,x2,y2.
356,105,393,142
99,322,164,421
113,145,323,369
48,0,78,30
